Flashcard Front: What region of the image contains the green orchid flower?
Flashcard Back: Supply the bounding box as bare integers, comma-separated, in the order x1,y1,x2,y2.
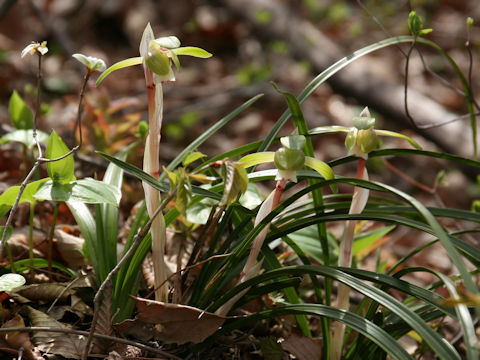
239,135,334,184
95,29,212,86
310,107,422,160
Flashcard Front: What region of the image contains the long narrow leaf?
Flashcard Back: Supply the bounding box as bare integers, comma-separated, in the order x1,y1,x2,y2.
219,304,413,360
258,36,418,152
212,265,461,360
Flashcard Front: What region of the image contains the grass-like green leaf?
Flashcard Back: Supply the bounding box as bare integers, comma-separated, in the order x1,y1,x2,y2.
212,265,460,360
96,152,221,201
5,258,78,278
258,36,419,153
217,304,413,360
95,56,143,86
0,129,49,149
66,201,100,280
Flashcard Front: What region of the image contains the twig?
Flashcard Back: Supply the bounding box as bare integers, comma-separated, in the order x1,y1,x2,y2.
82,189,177,360
0,327,181,359
47,276,87,314
403,43,480,130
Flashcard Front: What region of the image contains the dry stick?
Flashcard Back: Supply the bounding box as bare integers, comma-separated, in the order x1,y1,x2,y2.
81,190,176,360
0,327,181,359
0,61,89,259
404,44,480,130
382,159,434,194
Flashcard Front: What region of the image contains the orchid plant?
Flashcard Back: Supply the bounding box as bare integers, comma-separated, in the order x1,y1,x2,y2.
215,134,335,315
313,107,422,360
96,23,211,302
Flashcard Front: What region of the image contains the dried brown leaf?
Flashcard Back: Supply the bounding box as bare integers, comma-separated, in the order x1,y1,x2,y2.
92,281,114,354
15,283,74,303
1,314,42,360
117,297,226,344
54,229,85,269
25,306,87,359
281,333,322,360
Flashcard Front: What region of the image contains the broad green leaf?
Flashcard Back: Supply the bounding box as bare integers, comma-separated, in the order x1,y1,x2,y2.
182,151,206,167
239,183,263,210
288,225,338,263
0,178,49,207
186,201,214,225
352,225,396,256
0,273,25,292
46,130,75,184
238,152,275,168
172,46,213,58
8,90,33,130
95,57,143,86
34,178,120,206
0,129,49,149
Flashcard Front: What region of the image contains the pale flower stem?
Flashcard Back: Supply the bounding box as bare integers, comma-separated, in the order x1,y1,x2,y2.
241,178,286,281
332,158,367,360
216,178,286,316
143,82,168,302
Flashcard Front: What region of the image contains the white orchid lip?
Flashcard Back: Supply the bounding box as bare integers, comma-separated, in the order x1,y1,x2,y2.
21,41,48,58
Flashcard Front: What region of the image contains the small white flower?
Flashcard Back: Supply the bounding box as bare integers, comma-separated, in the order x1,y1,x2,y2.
21,41,48,58
72,53,106,72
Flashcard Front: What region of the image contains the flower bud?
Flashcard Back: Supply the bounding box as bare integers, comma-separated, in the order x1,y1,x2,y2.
274,147,305,171
145,40,171,76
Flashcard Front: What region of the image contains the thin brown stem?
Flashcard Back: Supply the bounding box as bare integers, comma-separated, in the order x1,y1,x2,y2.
33,54,43,157
81,189,176,360
0,327,181,359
